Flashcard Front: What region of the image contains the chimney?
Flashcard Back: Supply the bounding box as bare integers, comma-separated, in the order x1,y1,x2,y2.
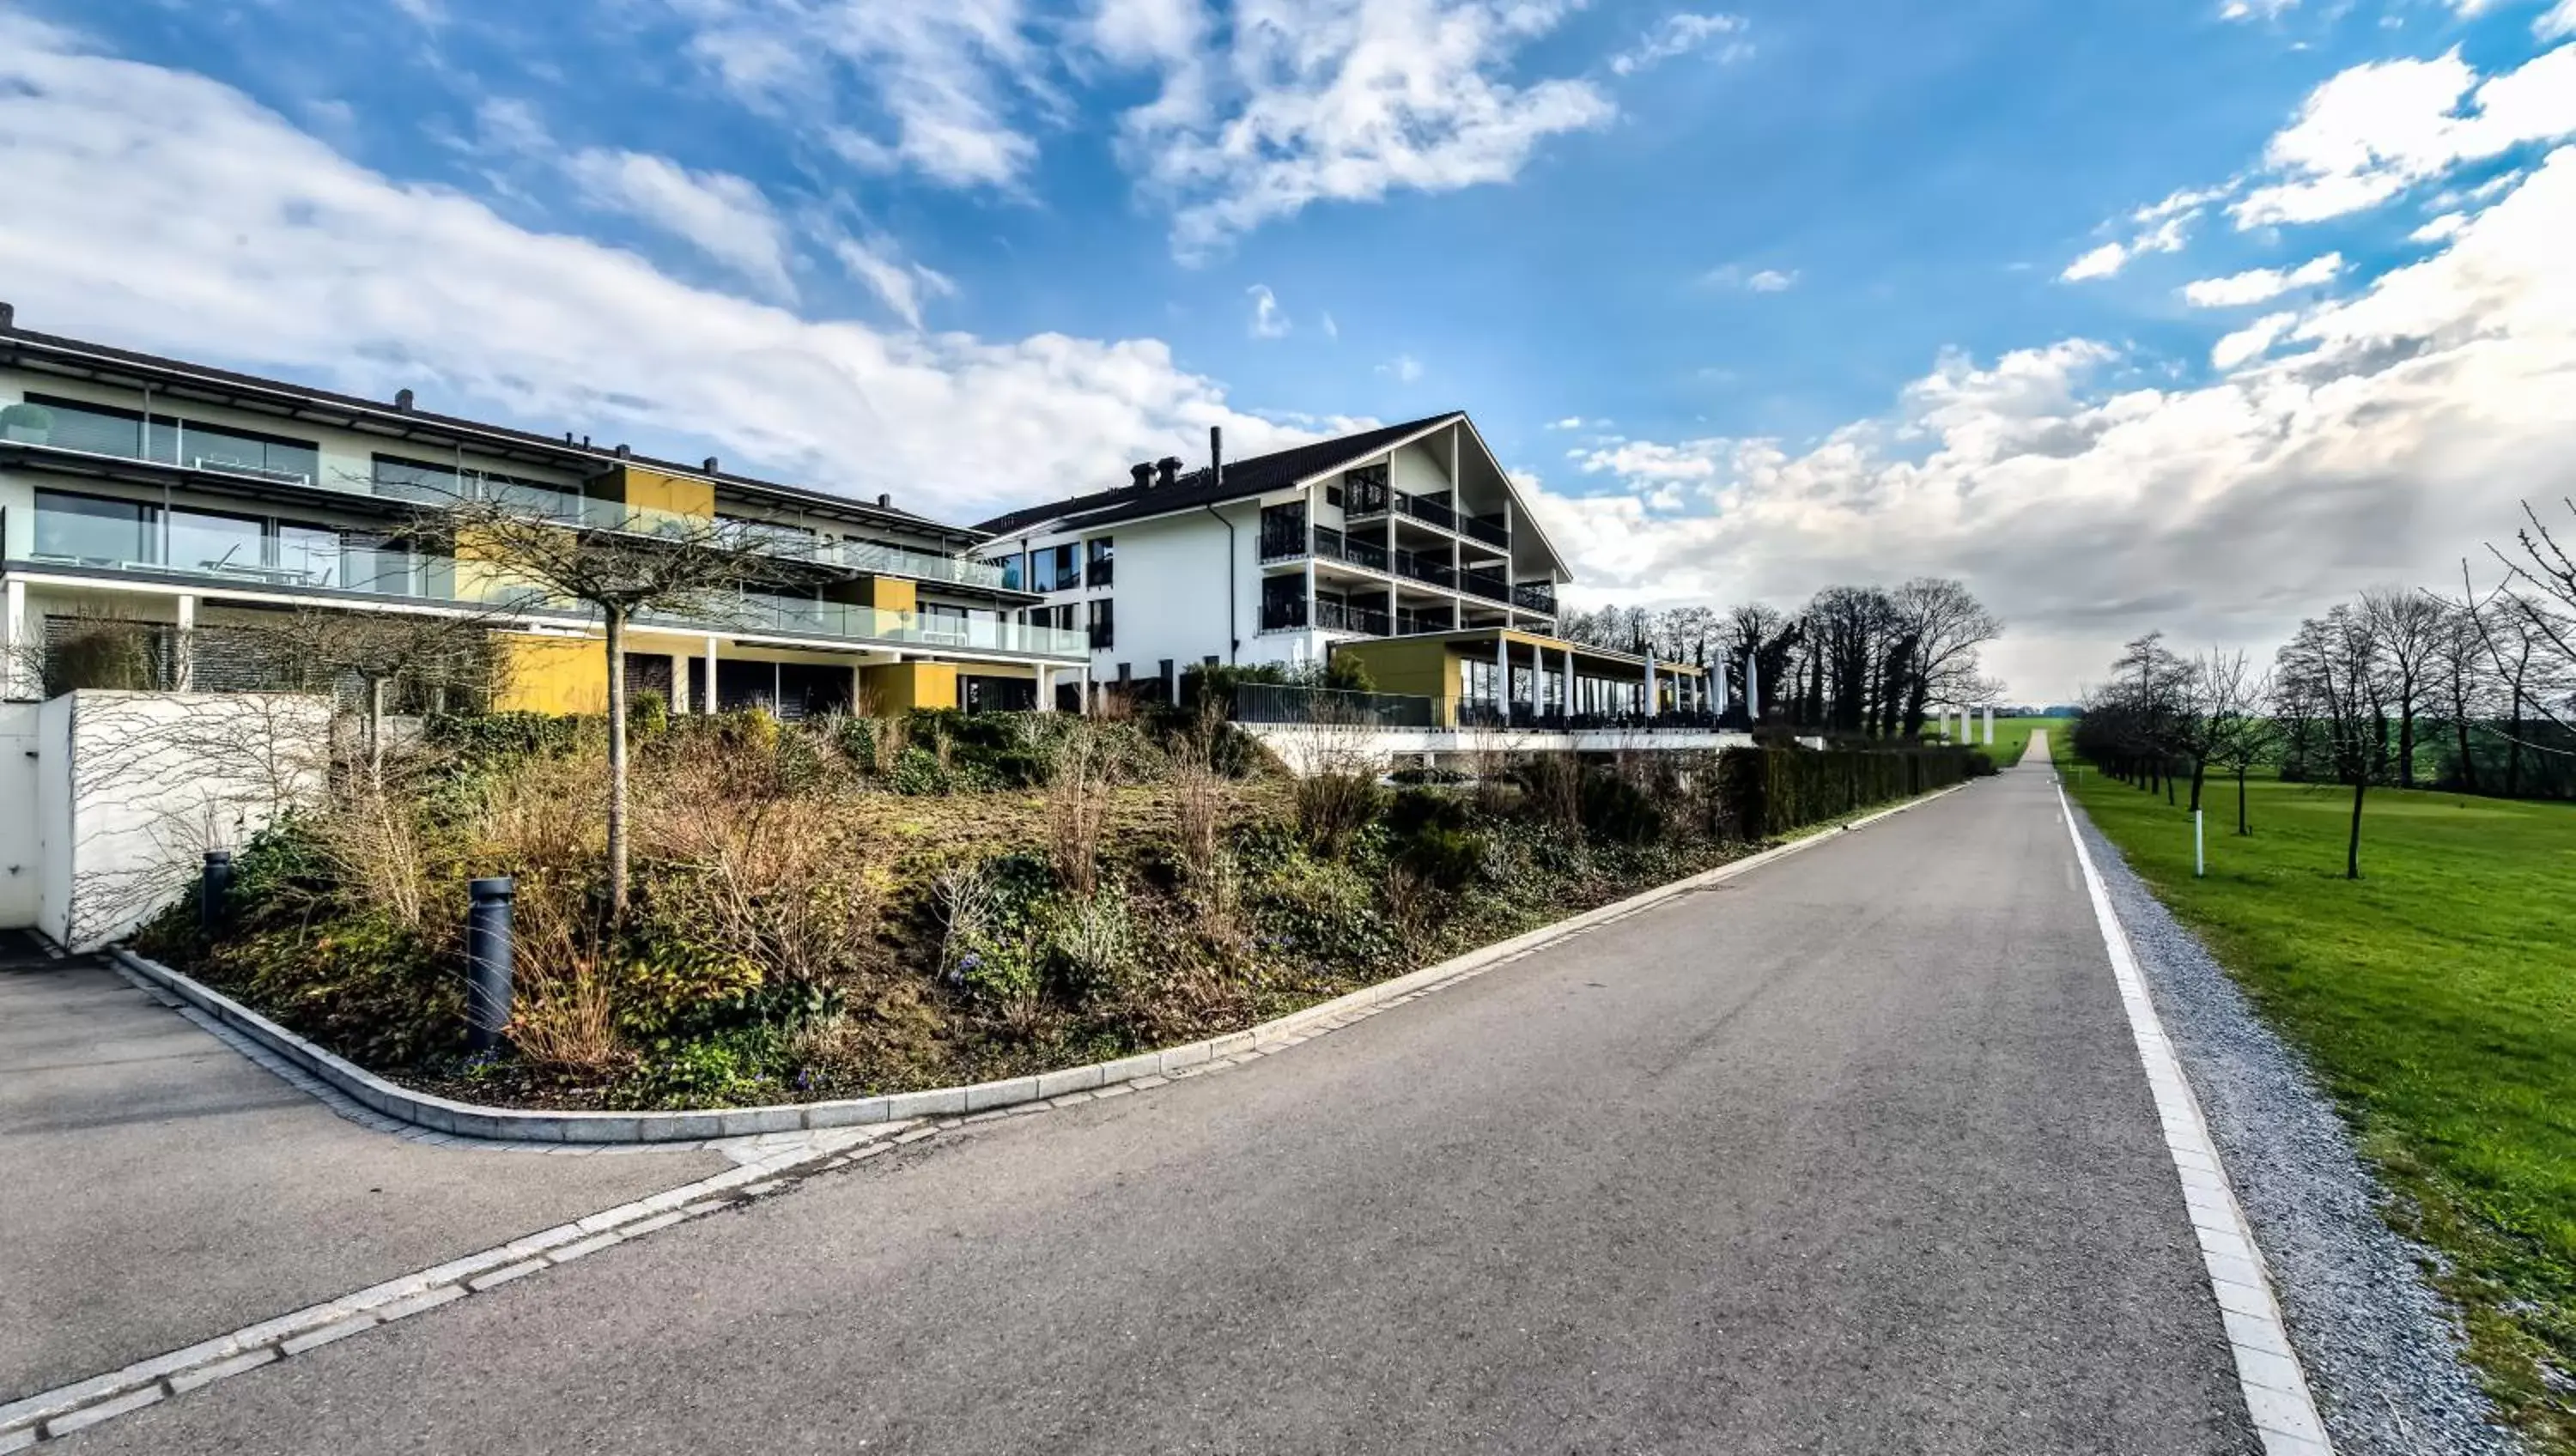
394,388,415,412
1209,425,1223,487
877,492,891,508
1156,456,1182,491
614,443,632,459
703,456,720,474
1129,461,1155,491
0,301,16,331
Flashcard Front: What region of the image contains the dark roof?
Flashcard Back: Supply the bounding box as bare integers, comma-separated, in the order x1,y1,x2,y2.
971,412,1464,538
0,320,979,545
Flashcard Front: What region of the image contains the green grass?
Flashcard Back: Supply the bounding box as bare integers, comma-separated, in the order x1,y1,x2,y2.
1933,715,2057,767
2066,763,2576,1448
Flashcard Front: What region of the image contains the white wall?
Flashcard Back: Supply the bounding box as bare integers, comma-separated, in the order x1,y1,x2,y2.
1091,507,1249,682
29,691,329,949
0,701,39,925
1388,438,1455,500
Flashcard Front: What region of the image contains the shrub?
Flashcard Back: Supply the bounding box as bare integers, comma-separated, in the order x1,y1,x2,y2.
1046,891,1141,1002
1578,767,1666,845
1295,768,1385,855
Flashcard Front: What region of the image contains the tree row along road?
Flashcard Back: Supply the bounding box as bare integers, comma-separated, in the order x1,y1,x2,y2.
84,753,2257,1455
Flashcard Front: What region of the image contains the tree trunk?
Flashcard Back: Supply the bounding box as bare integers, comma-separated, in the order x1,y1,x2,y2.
2397,704,2417,789
605,606,630,918
2188,759,2206,814
366,676,386,792
2165,761,2176,806
2506,681,2525,798
2451,710,2478,795
2235,765,2250,836
2346,779,2366,880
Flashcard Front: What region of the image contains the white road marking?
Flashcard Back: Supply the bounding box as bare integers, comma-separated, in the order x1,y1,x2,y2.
2056,779,2336,1455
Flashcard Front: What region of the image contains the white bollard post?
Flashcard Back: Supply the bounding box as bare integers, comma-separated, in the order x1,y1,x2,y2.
2195,809,2205,878
1983,706,1994,746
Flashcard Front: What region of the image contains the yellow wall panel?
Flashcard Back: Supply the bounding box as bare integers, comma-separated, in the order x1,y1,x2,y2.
1329,640,1460,723
860,661,957,713
852,575,917,613
493,634,612,714
620,466,716,519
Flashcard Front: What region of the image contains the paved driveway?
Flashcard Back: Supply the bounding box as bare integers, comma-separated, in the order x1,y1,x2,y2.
0,942,720,1399
73,761,2257,1454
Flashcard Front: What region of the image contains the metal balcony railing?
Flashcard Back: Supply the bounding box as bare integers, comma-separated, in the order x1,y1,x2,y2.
1513,582,1558,614
1463,513,1510,549
1313,598,1392,635
1258,520,1310,563
1394,609,1454,635
1394,549,1455,590
1231,682,1435,729
1460,570,1510,604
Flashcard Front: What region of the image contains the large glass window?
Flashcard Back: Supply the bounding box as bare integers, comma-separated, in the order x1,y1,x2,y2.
374,453,577,518
1084,537,1114,586
21,395,320,483
167,508,267,576
1087,597,1115,649
33,490,155,565
1026,543,1079,592
274,525,346,588
24,396,146,458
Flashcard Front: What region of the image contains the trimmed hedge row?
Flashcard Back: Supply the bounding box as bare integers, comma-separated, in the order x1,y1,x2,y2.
1718,746,1974,839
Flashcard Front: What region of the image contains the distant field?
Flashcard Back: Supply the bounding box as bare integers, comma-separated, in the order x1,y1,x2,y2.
1932,715,2057,767
2067,765,2576,1449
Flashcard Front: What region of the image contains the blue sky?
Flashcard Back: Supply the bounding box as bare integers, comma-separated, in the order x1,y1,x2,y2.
5,0,2574,695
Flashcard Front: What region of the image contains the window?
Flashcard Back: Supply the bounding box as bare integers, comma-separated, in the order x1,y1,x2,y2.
1027,542,1080,592
1326,483,1344,507
989,553,1026,591
33,490,155,565
1084,536,1115,586
374,453,576,519
167,508,266,575
22,395,320,482
1087,597,1115,649
1461,657,1500,704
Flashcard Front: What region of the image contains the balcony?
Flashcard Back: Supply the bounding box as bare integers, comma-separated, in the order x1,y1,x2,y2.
1260,523,1392,575
1463,513,1510,549
1259,595,1308,632
1392,548,1455,591
1460,569,1510,604
14,505,1085,658
1513,582,1558,615
1391,492,1458,531
1394,608,1455,635
1314,598,1391,636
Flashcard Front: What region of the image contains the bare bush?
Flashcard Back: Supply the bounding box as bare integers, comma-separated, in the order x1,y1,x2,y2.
1048,726,1111,896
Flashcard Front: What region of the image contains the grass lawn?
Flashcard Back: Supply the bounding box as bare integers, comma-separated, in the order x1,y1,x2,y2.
2066,763,2576,1448
1933,714,2057,767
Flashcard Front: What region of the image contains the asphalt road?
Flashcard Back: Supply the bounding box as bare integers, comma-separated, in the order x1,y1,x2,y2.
0,944,720,1400
76,757,2257,1454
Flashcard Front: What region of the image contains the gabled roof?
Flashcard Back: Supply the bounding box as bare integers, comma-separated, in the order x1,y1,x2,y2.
971,412,1466,538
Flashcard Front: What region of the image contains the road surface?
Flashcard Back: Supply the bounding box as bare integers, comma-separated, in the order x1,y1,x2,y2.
60,752,2257,1453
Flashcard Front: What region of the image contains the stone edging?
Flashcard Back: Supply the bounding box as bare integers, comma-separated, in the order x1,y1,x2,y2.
109,781,1971,1146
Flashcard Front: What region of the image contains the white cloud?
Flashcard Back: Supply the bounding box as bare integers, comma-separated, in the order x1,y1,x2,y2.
1608,12,1751,76
562,149,799,299
2208,311,2300,369
2412,210,2470,241
2219,0,2297,20
2232,45,2576,227
1321,311,1339,339
683,0,1042,190
2543,0,2576,39
1377,354,1425,383
1702,263,1799,291
1102,0,1617,261
829,236,957,330
0,15,1316,523
2061,242,2130,282
1247,282,1291,339
2179,252,2345,306
1546,416,1587,429
1525,145,2576,699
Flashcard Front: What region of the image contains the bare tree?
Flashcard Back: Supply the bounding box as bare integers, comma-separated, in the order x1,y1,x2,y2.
232,606,504,789
2482,498,2576,740
428,498,803,915
2360,586,2445,788
2276,605,2391,879
2171,649,2269,828
1890,578,2002,737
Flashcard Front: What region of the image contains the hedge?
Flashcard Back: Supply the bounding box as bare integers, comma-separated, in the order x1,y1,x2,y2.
1716,746,1972,839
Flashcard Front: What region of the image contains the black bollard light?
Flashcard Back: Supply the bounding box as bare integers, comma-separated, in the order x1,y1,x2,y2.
465,877,515,1053
200,850,234,935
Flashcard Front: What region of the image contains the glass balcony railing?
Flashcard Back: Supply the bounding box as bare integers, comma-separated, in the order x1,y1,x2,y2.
16,509,1086,659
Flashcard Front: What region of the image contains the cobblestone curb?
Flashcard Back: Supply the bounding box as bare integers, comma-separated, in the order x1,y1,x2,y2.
108,782,1971,1148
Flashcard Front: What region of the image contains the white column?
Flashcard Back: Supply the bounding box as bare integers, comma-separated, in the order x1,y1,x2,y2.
1746,652,1759,723
1983,705,1995,746
704,634,720,714
174,594,197,691
1,579,24,701
1079,665,1092,716
1036,666,1054,713
1496,633,1510,725
1643,655,1657,719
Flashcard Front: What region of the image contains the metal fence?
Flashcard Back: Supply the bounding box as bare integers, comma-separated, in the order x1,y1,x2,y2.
1230,682,1437,729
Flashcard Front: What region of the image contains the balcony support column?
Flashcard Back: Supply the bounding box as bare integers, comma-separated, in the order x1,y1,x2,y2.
174,594,197,692
1644,655,1657,719
1,579,24,701
1495,634,1509,727
703,634,720,716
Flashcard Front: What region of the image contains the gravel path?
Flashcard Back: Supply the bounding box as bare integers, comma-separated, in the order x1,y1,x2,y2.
2069,801,2522,1456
